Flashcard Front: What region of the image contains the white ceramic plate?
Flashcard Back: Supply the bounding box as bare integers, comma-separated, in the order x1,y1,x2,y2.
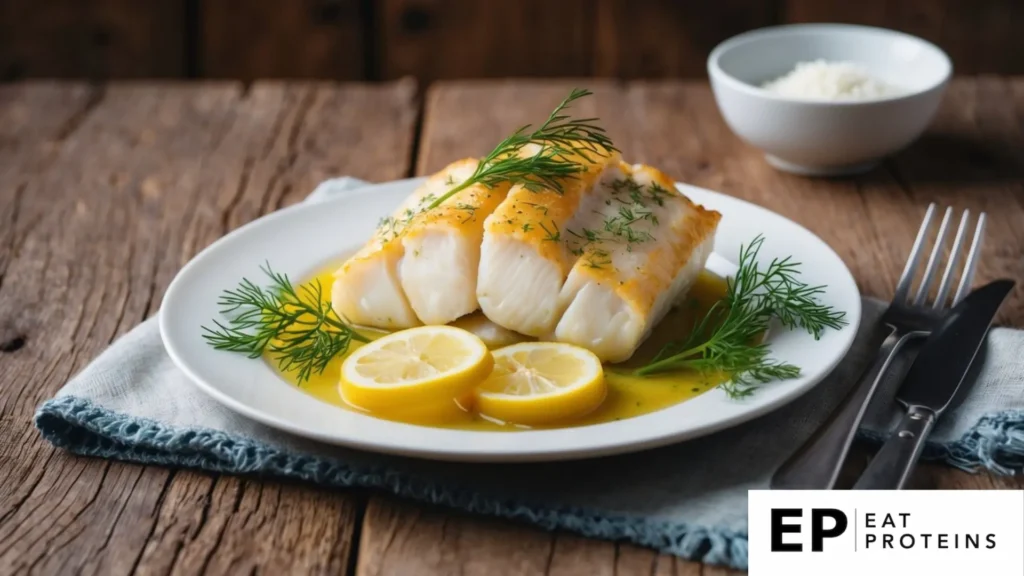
160,178,861,462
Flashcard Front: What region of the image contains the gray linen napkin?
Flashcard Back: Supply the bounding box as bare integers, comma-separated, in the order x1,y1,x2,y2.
35,178,1024,571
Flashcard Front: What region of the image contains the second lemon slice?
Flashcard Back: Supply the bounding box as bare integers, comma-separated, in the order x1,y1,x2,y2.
474,342,606,426
340,326,492,412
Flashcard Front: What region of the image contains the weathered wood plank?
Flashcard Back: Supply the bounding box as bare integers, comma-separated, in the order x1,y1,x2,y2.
134,475,359,575
415,79,628,175
358,498,555,576
0,80,417,575
0,84,101,542
357,77,1024,576
1,82,245,576
356,500,740,576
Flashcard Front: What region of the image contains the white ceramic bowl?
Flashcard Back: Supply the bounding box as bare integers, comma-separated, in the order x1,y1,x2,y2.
708,24,952,176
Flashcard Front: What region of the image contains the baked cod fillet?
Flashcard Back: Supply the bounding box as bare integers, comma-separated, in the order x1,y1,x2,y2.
553,163,721,362
399,166,513,325
332,159,511,329
335,153,719,363
476,149,620,337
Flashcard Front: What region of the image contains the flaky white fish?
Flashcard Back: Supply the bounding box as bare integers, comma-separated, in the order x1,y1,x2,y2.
476,149,620,337
553,163,720,361
334,154,720,363
332,159,512,329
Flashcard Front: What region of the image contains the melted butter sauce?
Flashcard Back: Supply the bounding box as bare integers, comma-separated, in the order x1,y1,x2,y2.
267,265,729,431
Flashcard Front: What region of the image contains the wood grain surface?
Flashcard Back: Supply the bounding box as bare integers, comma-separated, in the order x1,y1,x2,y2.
1,78,1022,575
0,79,416,575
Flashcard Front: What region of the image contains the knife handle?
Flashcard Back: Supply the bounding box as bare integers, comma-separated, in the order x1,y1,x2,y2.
853,405,936,490
771,328,907,490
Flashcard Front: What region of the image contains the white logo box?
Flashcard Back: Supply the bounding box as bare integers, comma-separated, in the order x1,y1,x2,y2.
749,490,1024,575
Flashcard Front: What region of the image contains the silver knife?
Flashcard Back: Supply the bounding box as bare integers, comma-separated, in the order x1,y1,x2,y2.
853,279,1015,490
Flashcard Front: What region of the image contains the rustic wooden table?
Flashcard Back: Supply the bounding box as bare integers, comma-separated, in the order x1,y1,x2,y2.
1,78,1022,575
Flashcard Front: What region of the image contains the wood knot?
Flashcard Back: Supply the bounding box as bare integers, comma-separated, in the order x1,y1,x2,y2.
0,335,26,353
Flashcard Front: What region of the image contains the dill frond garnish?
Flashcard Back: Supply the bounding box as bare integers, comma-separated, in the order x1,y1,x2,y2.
539,221,561,242
202,263,368,384
634,235,847,398
423,88,616,211
603,206,656,244
375,194,441,244
583,248,612,269
564,177,662,254
455,202,479,223
521,202,549,215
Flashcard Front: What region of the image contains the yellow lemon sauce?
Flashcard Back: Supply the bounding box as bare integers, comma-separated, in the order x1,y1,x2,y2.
266,264,729,430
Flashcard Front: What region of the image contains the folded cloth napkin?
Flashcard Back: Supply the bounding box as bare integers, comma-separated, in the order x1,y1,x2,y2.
36,178,1024,571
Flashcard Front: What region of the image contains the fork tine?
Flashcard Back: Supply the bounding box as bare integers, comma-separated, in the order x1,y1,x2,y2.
894,203,936,303
913,206,953,306
932,210,970,309
952,212,987,305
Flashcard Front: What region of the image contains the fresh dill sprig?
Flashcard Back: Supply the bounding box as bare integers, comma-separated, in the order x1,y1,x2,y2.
565,178,662,253
202,263,369,384
522,202,549,215
603,206,656,244
375,192,446,243
539,221,561,242
568,226,602,243
377,206,420,243
455,202,479,223
610,176,669,207
423,88,616,211
634,235,847,398
583,248,612,269
646,181,671,206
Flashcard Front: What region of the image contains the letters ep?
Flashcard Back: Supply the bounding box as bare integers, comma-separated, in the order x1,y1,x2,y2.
770,508,848,552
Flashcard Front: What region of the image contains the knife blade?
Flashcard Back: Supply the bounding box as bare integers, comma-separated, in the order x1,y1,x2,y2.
894,279,1015,412
853,279,1015,490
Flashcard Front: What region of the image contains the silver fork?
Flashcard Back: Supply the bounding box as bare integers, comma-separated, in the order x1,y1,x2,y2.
771,203,987,489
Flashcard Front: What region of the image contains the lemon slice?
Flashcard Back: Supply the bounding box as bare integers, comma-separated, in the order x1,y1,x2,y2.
340,326,492,412
474,342,606,426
